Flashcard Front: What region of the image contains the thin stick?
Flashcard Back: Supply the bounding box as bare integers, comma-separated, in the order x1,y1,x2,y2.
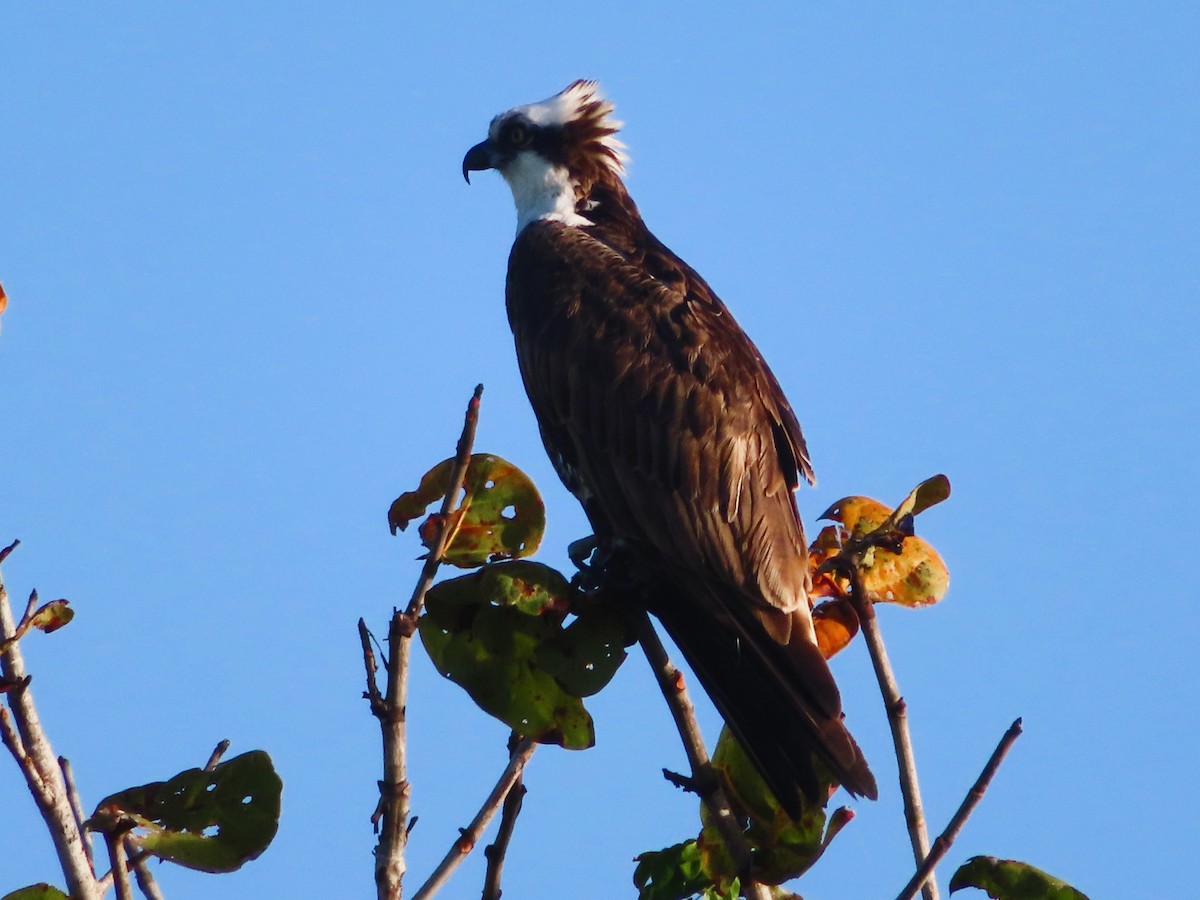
481,735,527,900
1,552,102,899
204,739,231,771
411,737,536,900
106,832,134,900
125,835,165,900
842,561,939,900
59,757,95,874
370,385,484,900
635,612,771,900
895,719,1023,900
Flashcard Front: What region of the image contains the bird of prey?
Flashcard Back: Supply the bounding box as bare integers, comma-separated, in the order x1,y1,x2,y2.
462,81,877,813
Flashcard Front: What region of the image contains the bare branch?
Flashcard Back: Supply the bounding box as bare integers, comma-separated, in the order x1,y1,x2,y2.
837,556,939,900
370,385,484,900
59,757,95,875
481,734,528,900
895,719,1023,900
125,835,166,900
106,831,134,900
411,737,536,900
1,553,102,899
634,612,772,900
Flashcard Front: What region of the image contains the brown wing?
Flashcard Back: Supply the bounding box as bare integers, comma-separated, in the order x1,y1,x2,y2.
506,220,877,805
506,220,812,622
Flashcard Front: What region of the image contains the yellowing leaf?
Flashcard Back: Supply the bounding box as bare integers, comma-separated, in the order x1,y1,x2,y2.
388,454,544,567
812,599,859,659
815,493,950,608
29,600,73,634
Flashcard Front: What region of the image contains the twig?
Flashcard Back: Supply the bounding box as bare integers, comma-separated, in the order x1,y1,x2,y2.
125,835,165,900
59,757,95,874
895,719,1023,900
836,553,939,900
0,550,102,899
481,734,527,900
369,385,484,900
106,831,134,900
204,738,231,771
634,612,771,900
411,737,536,900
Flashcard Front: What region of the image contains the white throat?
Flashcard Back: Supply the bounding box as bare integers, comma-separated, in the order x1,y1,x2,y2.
501,151,592,234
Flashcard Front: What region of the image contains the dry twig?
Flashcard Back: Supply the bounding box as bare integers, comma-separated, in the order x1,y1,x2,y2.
1,542,103,899
895,718,1023,900
411,737,536,900
481,734,528,900
364,385,485,900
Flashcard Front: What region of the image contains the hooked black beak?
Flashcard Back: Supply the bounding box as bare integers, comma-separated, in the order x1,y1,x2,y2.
462,140,497,184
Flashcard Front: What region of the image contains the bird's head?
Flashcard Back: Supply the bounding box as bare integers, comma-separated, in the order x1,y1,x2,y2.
463,80,627,232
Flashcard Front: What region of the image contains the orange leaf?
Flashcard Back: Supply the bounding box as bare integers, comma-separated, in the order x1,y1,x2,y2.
812,599,859,659
814,494,950,608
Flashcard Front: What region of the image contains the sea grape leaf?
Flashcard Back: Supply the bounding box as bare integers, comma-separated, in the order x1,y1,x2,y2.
812,598,859,659
536,604,630,697
425,560,574,624
388,453,544,566
949,856,1089,899
420,561,622,749
28,600,73,634
633,840,713,900
812,494,950,608
89,750,281,873
2,886,70,900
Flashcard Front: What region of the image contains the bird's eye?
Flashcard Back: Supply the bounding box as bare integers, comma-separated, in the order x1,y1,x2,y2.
505,124,528,146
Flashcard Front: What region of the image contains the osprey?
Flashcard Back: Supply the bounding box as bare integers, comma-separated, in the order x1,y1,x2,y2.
463,81,877,812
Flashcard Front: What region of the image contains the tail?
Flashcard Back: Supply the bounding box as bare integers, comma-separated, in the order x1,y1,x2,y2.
648,582,877,818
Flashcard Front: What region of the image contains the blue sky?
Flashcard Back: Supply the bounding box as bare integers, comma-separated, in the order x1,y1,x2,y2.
1,4,1196,898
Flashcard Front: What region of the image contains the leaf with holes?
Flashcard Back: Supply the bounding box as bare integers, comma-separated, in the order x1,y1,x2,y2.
536,603,632,697
88,750,281,873
420,562,611,749
388,454,544,566
949,857,1089,899
813,496,950,608
2,886,70,900
28,600,73,634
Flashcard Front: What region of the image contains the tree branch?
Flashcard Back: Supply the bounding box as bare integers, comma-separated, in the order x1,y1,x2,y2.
895,718,1023,900
367,385,485,900
481,734,527,900
106,831,134,900
834,547,939,900
0,543,102,899
411,737,536,900
634,611,772,900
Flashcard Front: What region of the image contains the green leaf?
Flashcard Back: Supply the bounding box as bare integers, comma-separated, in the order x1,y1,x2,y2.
536,604,630,697
89,750,282,873
633,841,713,900
2,886,70,900
388,454,544,566
950,857,1089,899
701,728,844,886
